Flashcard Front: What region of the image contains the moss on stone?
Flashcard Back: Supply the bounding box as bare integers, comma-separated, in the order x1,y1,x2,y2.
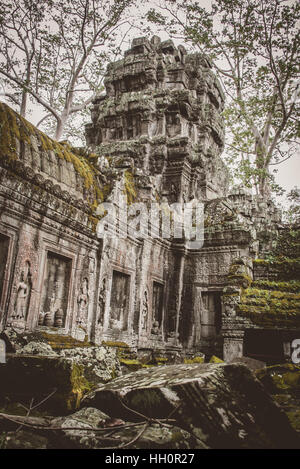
253,258,300,280
286,410,300,432
209,355,224,364
123,169,137,205
101,340,130,349
40,332,92,351
236,281,300,327
252,280,300,294
0,102,113,226
184,356,204,364
120,358,143,371
69,363,95,410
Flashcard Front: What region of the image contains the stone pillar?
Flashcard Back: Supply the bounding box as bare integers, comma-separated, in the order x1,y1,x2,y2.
166,249,185,347
223,328,245,362
221,284,247,362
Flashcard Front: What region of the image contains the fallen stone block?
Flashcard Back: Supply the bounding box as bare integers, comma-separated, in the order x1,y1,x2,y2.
82,362,300,449
229,356,266,371
0,352,119,414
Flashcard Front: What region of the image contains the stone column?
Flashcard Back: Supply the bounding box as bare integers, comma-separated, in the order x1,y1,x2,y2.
166,249,185,347
222,327,245,362
221,284,247,362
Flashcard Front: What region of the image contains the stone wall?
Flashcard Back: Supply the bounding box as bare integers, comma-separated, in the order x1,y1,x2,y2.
0,36,290,361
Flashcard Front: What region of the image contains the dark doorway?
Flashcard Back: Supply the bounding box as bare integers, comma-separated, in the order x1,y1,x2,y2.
244,329,284,365
152,282,164,327
110,270,130,331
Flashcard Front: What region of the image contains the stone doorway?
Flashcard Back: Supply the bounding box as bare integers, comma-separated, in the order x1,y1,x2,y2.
152,281,164,334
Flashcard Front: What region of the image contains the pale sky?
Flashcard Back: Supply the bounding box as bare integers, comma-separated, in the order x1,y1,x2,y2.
0,0,299,203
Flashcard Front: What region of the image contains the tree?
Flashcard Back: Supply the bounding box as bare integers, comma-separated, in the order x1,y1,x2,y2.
284,187,300,225
0,0,134,141
147,0,300,196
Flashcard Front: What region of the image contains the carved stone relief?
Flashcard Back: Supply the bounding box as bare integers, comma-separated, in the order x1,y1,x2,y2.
98,277,107,326
77,278,89,326
13,262,32,320
39,253,71,328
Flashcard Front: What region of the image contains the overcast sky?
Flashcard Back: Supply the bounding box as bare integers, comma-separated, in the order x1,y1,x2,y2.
0,0,298,204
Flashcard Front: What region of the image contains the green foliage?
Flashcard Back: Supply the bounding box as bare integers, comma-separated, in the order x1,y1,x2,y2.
283,187,300,225
272,228,300,259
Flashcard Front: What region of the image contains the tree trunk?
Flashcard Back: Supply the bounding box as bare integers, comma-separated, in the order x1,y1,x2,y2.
258,175,271,198
20,90,27,117
54,109,69,141
54,118,66,141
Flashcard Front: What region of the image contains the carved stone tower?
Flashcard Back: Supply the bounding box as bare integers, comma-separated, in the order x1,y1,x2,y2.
86,36,229,204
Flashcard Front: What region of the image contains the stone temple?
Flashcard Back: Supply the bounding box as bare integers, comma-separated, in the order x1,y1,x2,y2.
0,36,299,364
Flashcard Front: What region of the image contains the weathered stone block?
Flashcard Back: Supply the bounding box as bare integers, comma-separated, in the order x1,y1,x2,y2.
82,362,300,448
0,350,121,414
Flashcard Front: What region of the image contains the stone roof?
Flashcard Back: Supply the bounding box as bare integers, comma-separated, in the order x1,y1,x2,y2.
0,102,110,215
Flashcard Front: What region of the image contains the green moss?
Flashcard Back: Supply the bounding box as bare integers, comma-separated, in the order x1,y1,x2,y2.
101,341,130,349
286,410,300,432
69,363,95,410
228,272,252,288
253,258,300,280
0,102,113,226
236,282,300,326
155,357,168,362
209,355,224,364
120,358,143,371
123,169,137,205
184,356,204,364
226,262,252,288
40,332,92,351
252,280,300,293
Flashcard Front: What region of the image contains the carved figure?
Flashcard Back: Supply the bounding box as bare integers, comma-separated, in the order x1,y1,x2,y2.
141,290,149,330
14,264,31,320
77,278,89,325
98,277,106,325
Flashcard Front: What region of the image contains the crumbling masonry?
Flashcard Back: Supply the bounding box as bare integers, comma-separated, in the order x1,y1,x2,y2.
0,36,299,362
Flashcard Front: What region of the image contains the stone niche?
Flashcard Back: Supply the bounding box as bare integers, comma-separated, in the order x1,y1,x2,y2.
109,270,130,331
0,234,9,305
151,281,164,335
39,252,72,329
201,292,222,340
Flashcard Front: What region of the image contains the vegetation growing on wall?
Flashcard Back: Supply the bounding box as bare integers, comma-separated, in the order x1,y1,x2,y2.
0,102,114,227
